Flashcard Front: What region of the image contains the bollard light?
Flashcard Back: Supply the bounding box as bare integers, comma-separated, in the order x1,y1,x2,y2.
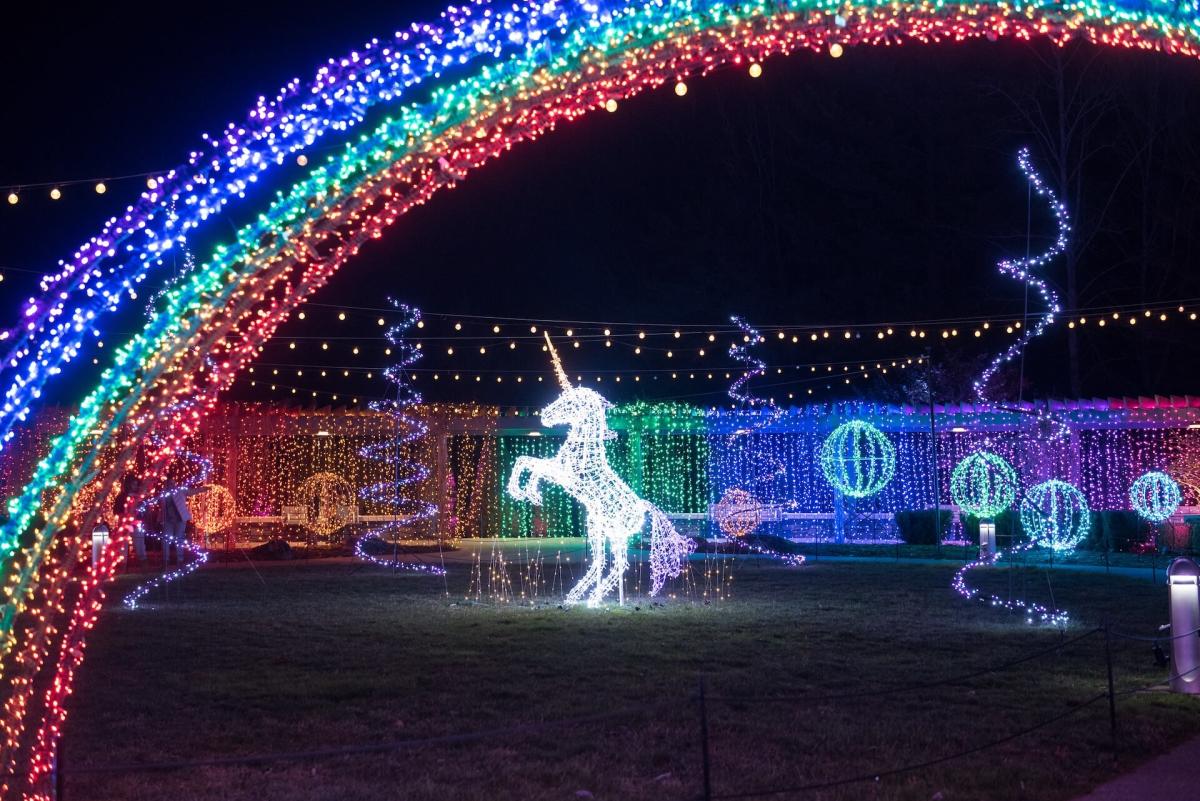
1167,557,1200,694
91,524,111,568
979,519,996,559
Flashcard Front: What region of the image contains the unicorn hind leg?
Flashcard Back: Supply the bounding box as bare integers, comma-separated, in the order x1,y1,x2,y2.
566,529,605,606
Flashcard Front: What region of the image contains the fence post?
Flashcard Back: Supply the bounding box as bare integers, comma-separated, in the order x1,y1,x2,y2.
698,677,713,801
53,738,63,801
1103,623,1118,760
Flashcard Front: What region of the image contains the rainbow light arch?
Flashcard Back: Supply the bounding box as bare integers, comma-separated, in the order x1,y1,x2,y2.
2,0,1200,793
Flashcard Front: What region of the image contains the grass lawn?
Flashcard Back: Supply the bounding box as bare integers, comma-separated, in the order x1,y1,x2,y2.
63,544,1198,801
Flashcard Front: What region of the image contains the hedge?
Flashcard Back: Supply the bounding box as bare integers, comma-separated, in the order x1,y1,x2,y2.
894,509,951,544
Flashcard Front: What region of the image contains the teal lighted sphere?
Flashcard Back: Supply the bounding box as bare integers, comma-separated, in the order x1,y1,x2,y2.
1129,471,1181,523
1020,479,1090,552
819,420,896,498
950,451,1017,518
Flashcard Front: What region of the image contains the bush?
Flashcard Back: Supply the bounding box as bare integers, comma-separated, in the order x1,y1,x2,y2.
1184,516,1200,553
961,514,979,543
752,533,805,555
961,509,1023,548
249,539,293,560
994,509,1025,548
1086,511,1145,552
894,509,950,545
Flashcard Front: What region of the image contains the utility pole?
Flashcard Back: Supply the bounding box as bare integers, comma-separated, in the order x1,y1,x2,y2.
926,349,941,551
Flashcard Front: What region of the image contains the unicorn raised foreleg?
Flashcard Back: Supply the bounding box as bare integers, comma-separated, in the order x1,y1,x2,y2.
507,334,694,606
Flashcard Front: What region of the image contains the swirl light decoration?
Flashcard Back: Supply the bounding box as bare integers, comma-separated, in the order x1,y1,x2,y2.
354,302,445,574
121,416,215,610
720,317,801,565
973,148,1070,410
1129,470,1182,523
1020,479,1091,552
2,0,1200,791
820,420,896,498
950,451,1018,519
949,454,1073,625
725,316,786,489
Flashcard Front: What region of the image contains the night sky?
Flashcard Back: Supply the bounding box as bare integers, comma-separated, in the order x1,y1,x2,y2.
3,3,1200,411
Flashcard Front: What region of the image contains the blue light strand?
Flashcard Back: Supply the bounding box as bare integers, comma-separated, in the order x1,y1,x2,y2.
354,302,445,575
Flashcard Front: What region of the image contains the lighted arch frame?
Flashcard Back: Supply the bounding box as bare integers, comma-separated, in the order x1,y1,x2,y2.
4,0,1200,792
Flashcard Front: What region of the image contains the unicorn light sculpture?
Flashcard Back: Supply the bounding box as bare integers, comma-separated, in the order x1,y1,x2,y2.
507,333,694,606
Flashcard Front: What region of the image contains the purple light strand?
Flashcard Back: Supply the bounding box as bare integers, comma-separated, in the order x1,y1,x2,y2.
974,147,1071,441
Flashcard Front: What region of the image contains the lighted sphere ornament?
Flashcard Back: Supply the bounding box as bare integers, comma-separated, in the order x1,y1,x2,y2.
950,451,1017,518
295,472,357,539
819,420,896,498
188,483,238,538
713,489,763,539
1020,479,1090,552
1129,471,1182,523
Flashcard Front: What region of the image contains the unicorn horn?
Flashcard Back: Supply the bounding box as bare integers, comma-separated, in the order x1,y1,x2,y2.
544,331,571,390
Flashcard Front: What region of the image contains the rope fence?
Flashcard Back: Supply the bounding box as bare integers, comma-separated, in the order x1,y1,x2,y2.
44,621,1200,800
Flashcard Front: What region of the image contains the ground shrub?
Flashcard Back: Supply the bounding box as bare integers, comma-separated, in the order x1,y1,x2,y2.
894,509,950,544
1086,511,1145,552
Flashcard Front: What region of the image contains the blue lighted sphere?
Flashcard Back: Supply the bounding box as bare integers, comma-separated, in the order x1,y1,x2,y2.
1128,471,1181,523
1020,479,1090,552
950,451,1017,519
819,420,896,498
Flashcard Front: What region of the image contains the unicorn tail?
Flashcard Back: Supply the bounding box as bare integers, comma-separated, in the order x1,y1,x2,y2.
646,504,695,597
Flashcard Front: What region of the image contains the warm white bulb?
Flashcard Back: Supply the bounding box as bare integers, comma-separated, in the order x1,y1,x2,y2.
674,81,688,97
748,63,762,78
604,99,618,113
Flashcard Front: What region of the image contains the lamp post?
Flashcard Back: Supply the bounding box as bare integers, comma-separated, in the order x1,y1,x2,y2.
979,518,996,559
1166,557,1200,694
